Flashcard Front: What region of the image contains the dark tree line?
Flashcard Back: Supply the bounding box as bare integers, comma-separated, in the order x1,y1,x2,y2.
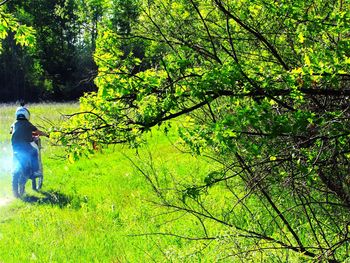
0,0,98,102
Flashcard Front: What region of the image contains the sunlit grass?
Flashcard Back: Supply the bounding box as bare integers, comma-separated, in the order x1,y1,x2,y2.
0,103,222,262
0,103,315,262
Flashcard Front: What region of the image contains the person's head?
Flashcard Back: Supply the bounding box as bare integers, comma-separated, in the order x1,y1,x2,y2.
15,106,30,121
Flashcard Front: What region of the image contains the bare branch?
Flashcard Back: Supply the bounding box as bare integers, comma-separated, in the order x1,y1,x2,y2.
0,0,11,6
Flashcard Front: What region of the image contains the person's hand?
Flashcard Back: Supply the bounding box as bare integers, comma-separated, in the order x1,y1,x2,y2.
33,130,48,138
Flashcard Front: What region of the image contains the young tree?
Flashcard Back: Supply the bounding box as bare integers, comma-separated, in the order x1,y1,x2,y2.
58,0,350,261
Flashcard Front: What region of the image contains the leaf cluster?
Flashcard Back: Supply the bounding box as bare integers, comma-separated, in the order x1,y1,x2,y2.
58,0,350,261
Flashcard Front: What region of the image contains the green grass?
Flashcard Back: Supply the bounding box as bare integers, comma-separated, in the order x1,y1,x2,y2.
0,103,220,262
0,103,328,263
0,103,330,263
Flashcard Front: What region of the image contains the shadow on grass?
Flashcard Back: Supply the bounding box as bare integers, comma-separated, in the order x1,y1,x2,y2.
22,190,73,208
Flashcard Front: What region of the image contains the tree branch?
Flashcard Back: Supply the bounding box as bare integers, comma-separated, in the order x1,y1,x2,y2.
214,0,289,70
0,0,11,6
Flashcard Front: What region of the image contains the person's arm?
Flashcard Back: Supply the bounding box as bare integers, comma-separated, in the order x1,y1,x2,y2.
33,129,49,138
30,121,49,138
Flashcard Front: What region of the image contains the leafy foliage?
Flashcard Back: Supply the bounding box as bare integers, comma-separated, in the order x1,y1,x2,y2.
58,0,350,261
0,5,35,49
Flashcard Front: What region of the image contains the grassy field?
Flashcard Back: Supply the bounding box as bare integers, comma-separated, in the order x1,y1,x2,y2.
0,103,222,262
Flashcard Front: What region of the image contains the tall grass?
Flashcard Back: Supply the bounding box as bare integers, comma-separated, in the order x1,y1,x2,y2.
0,103,221,262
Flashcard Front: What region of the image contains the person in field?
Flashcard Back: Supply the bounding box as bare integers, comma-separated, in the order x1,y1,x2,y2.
10,104,48,177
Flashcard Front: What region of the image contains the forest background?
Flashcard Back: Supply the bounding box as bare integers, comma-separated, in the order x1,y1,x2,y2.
0,0,110,101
